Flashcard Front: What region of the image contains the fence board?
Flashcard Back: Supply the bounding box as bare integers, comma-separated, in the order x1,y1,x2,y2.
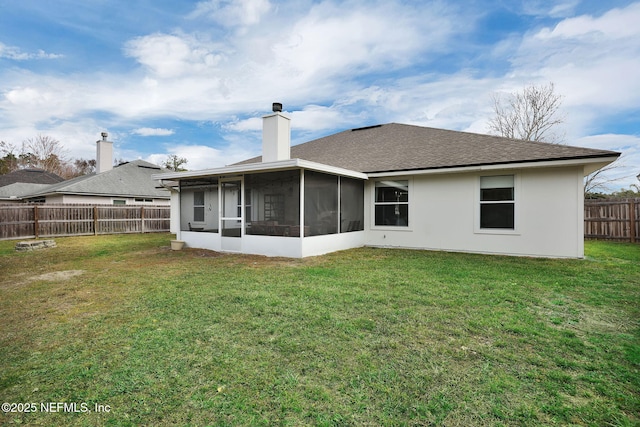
0,204,170,240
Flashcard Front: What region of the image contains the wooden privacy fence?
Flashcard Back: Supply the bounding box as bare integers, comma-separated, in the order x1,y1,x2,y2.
0,204,170,240
584,198,639,243
2,201,638,242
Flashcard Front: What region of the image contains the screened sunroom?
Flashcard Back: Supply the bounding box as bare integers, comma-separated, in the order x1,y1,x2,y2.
165,160,367,258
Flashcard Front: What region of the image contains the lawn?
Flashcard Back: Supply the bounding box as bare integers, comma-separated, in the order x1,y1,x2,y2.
0,234,638,426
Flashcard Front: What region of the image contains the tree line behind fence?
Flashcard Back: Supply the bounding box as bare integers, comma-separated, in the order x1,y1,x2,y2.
1,200,638,243
0,204,170,240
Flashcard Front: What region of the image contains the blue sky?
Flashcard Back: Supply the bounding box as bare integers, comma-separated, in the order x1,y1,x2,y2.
1,0,638,190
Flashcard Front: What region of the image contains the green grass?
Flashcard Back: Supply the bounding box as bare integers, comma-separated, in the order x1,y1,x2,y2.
1,234,638,426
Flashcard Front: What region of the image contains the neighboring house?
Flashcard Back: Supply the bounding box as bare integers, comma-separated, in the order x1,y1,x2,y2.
0,168,64,187
0,168,65,202
1,133,170,205
22,159,170,205
0,182,53,203
154,104,619,258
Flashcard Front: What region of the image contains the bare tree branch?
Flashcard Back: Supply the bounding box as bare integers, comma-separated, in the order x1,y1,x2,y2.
20,134,70,176
488,82,565,143
584,155,632,196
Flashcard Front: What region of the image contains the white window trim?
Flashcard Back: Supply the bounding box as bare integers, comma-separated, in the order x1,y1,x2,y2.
474,173,520,235
193,190,206,224
371,178,413,231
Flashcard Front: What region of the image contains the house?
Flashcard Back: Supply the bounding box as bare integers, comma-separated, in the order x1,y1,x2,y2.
153,103,619,258
0,168,65,187
12,133,170,206
0,168,65,203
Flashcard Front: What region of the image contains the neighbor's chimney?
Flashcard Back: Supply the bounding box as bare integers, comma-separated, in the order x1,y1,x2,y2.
96,132,113,174
262,102,290,162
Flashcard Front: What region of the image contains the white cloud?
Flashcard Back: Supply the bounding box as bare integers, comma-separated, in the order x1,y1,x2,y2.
190,0,271,28
513,3,640,103
132,128,175,136
0,42,63,60
124,32,225,78
147,143,255,171
271,1,454,83
548,1,580,18
535,3,640,40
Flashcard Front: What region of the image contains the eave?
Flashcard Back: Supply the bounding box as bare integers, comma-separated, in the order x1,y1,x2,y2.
366,154,620,178
152,158,369,182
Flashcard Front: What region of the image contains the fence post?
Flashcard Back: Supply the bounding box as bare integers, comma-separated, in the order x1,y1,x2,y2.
141,206,145,233
34,205,39,239
93,206,98,235
630,199,636,243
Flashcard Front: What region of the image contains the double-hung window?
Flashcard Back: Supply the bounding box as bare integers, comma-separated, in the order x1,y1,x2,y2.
374,180,409,226
193,191,205,222
480,175,515,229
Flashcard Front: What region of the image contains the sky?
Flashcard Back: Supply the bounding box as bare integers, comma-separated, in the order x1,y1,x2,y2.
0,0,638,191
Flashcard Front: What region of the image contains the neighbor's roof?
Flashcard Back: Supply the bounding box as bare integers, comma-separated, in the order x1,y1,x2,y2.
239,123,620,173
0,183,51,200
0,168,65,187
25,160,170,199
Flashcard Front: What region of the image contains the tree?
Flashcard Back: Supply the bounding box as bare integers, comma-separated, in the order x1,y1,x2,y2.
163,154,188,171
0,141,19,174
72,158,96,176
584,154,638,197
488,82,565,143
20,134,69,176
0,135,98,179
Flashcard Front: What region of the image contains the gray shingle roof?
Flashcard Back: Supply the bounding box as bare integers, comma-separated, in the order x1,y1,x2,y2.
27,160,170,199
0,168,65,187
239,123,619,173
0,183,51,199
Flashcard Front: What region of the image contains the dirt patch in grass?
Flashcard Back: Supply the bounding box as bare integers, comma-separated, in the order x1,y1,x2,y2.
31,270,85,282
1,270,86,291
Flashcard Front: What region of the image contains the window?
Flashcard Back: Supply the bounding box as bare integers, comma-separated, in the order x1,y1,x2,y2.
113,199,126,205
193,191,205,222
480,175,514,229
374,180,408,226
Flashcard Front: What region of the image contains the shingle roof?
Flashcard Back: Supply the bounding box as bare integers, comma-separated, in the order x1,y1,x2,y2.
239,123,619,173
0,168,65,187
0,183,51,200
26,160,170,199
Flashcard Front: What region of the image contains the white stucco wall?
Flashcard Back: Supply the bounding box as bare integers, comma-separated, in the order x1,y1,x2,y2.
365,166,584,258
47,194,170,205
175,165,585,258
179,187,219,231
170,191,180,234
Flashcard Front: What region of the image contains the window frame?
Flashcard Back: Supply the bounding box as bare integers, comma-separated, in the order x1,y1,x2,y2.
372,179,411,229
476,174,519,234
193,190,205,223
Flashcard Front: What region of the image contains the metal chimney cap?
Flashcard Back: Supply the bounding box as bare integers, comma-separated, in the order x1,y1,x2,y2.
272,102,283,112
101,132,108,140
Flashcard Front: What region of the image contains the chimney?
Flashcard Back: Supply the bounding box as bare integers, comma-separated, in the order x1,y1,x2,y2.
96,132,113,174
262,102,290,162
